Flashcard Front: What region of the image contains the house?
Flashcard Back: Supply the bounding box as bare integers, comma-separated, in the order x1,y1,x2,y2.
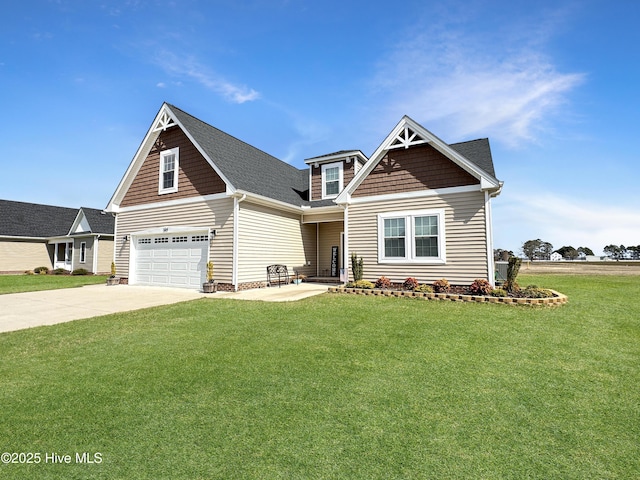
550,252,563,262
0,200,115,274
105,103,503,291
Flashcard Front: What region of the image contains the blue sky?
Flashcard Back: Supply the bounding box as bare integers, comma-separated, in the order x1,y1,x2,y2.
2,0,638,255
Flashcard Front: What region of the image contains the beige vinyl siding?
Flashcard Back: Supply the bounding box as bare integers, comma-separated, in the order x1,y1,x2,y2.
0,240,52,272
114,197,234,283
302,211,343,223
97,239,114,273
318,221,344,276
72,237,94,272
237,201,316,284
348,190,488,285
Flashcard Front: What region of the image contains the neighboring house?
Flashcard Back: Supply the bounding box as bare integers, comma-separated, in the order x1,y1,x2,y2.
550,252,563,262
105,103,503,291
0,200,115,274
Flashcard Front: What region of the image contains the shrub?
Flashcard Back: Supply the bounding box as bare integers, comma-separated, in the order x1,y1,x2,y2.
351,253,364,281
432,278,450,293
352,280,375,289
414,284,434,293
24,270,34,275
53,268,67,275
71,268,90,276
469,278,493,295
375,276,392,289
110,261,117,278
505,256,522,293
34,266,49,274
403,277,419,290
491,288,507,297
521,285,554,298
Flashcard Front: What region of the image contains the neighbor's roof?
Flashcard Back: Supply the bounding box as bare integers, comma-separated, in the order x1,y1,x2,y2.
0,200,114,238
0,199,79,238
79,207,115,234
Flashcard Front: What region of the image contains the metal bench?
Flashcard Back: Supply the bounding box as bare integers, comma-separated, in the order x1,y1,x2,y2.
266,265,290,287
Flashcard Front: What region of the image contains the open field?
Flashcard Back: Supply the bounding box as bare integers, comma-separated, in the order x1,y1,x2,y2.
0,274,638,479
522,260,640,276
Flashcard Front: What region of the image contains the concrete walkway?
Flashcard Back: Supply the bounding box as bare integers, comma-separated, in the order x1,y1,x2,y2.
0,283,329,334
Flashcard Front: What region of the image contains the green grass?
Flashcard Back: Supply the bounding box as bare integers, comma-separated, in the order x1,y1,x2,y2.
0,274,108,294
0,274,638,479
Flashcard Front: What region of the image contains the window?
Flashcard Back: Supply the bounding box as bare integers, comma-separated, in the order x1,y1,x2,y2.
154,237,169,244
378,209,446,263
80,242,86,263
321,162,343,199
191,235,209,242
172,236,188,243
138,238,152,244
159,147,179,194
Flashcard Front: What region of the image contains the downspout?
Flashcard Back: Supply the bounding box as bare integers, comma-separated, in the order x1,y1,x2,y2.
232,193,247,291
341,203,348,284
485,191,496,287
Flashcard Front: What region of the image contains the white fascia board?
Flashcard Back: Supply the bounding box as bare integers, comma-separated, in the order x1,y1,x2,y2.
304,150,368,165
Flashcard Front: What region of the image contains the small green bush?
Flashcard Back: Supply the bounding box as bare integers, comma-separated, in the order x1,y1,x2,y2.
24,270,34,275
469,278,493,295
352,280,375,290
414,284,434,293
375,276,392,289
491,288,508,297
53,268,67,275
351,253,364,281
71,268,90,276
432,278,450,293
521,285,554,298
403,277,419,290
34,266,49,274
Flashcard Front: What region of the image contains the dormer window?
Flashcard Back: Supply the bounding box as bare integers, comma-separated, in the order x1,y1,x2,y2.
322,162,343,199
159,147,179,194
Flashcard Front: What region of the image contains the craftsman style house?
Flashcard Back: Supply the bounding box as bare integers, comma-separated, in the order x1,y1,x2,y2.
105,103,502,291
0,200,114,274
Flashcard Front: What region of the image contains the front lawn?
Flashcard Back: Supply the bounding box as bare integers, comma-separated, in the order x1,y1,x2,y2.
0,274,638,478
0,274,108,294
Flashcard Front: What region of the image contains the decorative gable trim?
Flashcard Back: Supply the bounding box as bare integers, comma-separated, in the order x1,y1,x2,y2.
336,116,501,204
152,110,176,132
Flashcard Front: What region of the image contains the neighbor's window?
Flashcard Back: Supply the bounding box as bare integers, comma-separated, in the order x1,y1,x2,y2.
321,162,343,198
378,209,446,263
159,147,179,194
80,242,86,263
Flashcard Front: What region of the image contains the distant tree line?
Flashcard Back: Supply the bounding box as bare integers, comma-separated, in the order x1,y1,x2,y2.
494,240,639,261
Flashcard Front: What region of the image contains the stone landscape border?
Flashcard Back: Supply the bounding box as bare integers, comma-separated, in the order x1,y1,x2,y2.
328,286,568,306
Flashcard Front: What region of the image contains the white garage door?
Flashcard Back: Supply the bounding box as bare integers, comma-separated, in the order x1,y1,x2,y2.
133,233,209,289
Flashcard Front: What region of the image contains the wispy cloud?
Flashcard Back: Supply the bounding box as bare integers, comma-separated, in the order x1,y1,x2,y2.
369,11,584,146
154,51,259,104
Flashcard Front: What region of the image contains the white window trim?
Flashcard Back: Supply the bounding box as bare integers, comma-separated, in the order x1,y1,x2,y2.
158,147,179,195
321,161,343,199
80,242,86,263
377,209,446,264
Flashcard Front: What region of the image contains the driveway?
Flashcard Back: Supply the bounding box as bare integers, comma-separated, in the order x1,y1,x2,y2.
0,283,329,334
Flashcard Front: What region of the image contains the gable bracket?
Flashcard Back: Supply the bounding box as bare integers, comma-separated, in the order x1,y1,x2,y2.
389,126,427,150
152,111,177,132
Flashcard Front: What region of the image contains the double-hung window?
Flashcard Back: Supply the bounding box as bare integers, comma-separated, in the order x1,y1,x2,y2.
321,162,343,199
159,147,179,194
378,209,446,263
